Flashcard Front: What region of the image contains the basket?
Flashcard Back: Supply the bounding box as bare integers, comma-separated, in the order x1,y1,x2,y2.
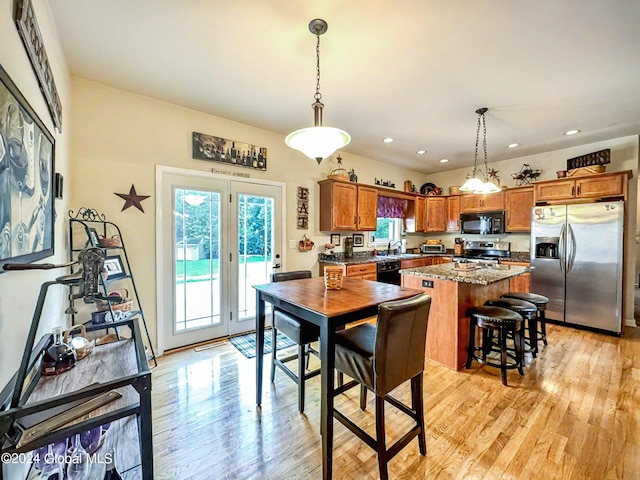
63,325,94,360
324,265,344,290
449,186,460,195
98,235,122,247
97,288,133,312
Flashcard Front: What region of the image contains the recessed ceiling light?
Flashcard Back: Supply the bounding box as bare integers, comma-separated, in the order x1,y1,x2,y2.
416,150,427,155
383,137,394,143
439,158,449,163
564,129,580,136
507,143,520,148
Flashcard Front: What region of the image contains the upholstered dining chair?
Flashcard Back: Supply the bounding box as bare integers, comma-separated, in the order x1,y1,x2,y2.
332,293,432,480
270,270,320,412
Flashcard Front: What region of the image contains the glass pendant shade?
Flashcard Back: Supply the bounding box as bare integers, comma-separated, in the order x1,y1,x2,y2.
285,126,351,164
473,180,502,194
459,176,484,192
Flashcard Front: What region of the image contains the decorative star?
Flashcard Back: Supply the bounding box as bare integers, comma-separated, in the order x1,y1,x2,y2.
115,184,150,212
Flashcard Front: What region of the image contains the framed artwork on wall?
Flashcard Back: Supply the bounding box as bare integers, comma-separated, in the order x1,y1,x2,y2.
352,234,364,247
0,64,55,268
330,234,340,246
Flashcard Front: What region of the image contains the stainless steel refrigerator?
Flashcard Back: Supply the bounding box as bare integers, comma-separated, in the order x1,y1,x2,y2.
530,201,624,333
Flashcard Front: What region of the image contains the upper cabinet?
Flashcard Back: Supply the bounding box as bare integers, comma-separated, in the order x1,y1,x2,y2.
405,196,425,233
504,187,533,232
446,195,460,232
534,171,631,204
459,191,504,213
319,180,378,231
425,197,446,232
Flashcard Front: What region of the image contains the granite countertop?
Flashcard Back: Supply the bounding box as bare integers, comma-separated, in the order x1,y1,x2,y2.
319,252,453,266
399,263,530,286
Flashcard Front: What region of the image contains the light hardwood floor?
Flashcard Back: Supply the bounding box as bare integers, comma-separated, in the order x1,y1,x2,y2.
151,324,639,479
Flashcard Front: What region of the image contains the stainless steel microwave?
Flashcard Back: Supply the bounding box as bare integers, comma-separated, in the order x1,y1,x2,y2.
460,210,505,235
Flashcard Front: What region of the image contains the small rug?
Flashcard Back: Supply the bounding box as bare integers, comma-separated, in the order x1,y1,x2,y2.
229,330,296,359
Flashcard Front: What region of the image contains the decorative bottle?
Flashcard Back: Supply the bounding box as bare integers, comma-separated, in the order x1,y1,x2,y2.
40,326,77,375
103,447,123,480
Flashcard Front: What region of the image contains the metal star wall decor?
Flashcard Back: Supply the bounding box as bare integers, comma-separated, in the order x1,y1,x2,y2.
115,184,150,212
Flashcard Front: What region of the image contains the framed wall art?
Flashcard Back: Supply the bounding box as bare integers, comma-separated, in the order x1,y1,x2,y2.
0,64,55,267
103,255,126,280
14,0,63,132
352,233,364,247
192,132,267,171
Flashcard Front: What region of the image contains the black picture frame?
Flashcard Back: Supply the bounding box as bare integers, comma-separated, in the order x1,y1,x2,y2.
87,228,99,247
353,233,364,247
330,234,340,246
192,132,267,171
0,64,55,267
103,255,126,280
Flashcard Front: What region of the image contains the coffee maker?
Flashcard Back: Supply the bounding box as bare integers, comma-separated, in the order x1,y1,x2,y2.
344,236,354,258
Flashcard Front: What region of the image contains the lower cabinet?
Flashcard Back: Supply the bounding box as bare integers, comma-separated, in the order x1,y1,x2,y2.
501,260,531,292
341,263,377,280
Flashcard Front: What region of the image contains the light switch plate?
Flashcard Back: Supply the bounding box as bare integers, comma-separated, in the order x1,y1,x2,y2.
289,240,296,249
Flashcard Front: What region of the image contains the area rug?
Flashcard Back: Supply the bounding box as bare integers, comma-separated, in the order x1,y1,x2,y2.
229,330,296,359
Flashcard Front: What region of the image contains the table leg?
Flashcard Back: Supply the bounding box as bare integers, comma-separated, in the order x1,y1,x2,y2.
256,290,265,405
320,322,335,480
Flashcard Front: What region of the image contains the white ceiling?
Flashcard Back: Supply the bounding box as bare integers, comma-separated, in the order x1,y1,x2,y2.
48,0,640,174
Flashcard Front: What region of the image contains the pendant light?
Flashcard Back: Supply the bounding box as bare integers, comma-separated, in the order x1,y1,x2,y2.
459,107,501,194
285,19,351,164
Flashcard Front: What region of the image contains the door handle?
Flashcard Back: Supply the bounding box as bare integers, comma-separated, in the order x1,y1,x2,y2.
577,185,581,196
273,263,281,269
567,224,577,272
571,186,575,196
558,223,566,273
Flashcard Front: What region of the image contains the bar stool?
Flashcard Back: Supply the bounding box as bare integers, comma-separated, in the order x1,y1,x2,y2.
501,292,549,354
485,298,538,358
466,306,524,386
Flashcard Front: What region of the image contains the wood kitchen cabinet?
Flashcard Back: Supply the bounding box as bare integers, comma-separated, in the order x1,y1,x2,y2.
534,171,630,204
504,187,533,232
400,255,452,269
318,180,378,231
425,197,446,232
405,196,426,232
459,191,504,213
500,260,531,292
446,195,460,232
345,263,377,280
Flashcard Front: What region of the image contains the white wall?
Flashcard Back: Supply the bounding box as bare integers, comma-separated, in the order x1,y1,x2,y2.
0,0,72,389
70,78,431,349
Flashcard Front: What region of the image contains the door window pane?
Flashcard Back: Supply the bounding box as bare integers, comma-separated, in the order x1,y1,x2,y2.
174,188,221,332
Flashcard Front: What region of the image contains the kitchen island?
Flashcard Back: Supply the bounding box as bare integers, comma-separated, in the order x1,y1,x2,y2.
400,263,530,370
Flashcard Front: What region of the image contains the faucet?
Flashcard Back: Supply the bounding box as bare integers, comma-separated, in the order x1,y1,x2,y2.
388,240,402,255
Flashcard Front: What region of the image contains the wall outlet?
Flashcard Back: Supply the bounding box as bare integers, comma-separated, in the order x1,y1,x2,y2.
289,240,296,249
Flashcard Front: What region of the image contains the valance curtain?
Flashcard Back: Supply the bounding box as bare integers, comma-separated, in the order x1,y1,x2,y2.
377,196,406,219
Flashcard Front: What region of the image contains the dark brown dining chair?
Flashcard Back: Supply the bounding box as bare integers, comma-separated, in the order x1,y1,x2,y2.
332,294,432,480
270,270,320,412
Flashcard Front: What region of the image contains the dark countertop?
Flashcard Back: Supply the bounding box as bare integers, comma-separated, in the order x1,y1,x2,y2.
400,263,530,286
318,252,453,266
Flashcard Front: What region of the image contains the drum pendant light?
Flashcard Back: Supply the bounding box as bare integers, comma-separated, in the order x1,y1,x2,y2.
285,19,351,164
459,107,501,194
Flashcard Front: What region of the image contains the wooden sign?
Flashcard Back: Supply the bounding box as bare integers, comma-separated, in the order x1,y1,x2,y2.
567,149,610,170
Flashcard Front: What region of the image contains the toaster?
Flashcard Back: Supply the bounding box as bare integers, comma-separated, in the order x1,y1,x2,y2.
420,244,446,254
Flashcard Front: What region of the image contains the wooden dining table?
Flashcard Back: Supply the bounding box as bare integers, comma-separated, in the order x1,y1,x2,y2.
253,276,423,480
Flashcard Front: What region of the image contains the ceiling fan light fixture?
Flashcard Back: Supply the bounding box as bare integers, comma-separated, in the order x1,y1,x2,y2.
285,19,350,164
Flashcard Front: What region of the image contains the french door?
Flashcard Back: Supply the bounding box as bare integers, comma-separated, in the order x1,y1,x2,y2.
157,166,283,352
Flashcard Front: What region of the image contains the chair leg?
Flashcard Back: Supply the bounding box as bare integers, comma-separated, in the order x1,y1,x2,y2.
375,395,389,480
466,318,476,369
305,343,311,370
528,316,538,357
539,311,548,345
499,329,508,386
270,326,277,382
297,344,305,412
411,374,427,455
360,385,367,411
515,327,524,376
337,372,344,388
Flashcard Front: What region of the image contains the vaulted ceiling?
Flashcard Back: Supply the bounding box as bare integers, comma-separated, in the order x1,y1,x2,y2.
48,0,640,173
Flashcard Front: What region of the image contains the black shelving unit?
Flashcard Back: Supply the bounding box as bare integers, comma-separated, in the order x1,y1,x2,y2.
67,207,157,367
0,277,153,479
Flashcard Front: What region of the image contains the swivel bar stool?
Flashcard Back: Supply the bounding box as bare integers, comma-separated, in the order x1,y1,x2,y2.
466,305,524,386
485,297,538,359
501,292,549,354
